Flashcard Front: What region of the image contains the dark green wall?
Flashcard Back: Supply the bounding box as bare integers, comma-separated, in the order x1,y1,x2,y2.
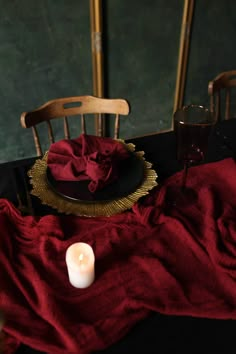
185,0,236,110
105,0,182,138
1,1,235,162
0,1,92,161
0,0,183,162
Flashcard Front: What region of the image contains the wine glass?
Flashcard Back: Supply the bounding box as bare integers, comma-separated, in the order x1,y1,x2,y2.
167,104,216,205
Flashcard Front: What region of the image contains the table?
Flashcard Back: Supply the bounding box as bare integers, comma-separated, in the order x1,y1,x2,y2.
1,119,236,354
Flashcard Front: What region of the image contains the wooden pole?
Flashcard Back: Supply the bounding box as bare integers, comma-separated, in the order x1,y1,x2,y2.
173,0,195,127
90,0,104,135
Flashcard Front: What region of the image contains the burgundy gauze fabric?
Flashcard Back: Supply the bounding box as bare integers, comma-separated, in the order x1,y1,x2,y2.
2,157,236,354
47,134,130,192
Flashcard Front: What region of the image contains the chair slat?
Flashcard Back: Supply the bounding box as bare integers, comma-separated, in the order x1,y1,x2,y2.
46,120,54,144
114,114,120,139
225,88,230,120
81,114,86,134
63,116,70,139
97,113,103,137
20,96,130,155
216,92,220,121
32,126,42,156
210,94,214,113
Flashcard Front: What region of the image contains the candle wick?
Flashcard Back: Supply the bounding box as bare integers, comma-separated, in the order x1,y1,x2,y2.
79,254,84,263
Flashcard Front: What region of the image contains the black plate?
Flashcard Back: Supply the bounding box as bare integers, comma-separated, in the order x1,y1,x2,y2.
46,152,145,202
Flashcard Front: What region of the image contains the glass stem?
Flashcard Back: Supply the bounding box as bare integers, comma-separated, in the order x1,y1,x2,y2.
181,162,189,192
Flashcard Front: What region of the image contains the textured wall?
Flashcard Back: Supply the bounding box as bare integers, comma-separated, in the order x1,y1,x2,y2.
184,0,236,111
0,0,92,161
2,1,235,162
0,0,183,162
105,0,182,138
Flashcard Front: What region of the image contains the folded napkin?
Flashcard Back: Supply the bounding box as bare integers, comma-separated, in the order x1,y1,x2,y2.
47,134,130,192
2,158,236,354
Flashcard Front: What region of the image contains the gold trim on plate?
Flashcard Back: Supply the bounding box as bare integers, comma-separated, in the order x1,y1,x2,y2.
28,142,158,217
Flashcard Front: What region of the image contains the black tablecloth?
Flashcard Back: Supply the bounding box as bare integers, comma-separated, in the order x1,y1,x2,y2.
1,119,236,354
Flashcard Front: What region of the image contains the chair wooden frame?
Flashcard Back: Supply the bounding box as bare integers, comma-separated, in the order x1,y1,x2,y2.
208,70,236,121
20,95,130,156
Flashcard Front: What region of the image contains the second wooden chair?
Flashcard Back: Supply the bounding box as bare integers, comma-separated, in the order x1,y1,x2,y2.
208,70,236,121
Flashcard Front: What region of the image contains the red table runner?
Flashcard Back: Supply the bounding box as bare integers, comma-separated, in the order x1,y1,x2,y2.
1,158,236,353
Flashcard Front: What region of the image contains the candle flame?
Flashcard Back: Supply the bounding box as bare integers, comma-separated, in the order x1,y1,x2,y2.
79,253,84,263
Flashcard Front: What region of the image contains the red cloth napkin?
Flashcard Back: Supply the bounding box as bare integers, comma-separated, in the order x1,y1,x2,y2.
2,157,236,354
47,134,130,192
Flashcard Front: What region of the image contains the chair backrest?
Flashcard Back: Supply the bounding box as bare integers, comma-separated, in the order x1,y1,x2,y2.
20,95,130,156
208,70,236,121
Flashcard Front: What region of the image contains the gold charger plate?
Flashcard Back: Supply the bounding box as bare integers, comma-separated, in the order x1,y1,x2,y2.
28,142,158,217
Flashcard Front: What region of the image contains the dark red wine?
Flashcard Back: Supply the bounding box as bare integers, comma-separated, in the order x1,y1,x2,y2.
174,121,213,164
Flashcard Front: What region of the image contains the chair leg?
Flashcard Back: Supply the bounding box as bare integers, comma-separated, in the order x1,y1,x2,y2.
22,166,34,215
11,167,34,216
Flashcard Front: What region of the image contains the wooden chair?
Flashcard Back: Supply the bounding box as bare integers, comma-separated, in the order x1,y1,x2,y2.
20,95,130,156
208,70,236,121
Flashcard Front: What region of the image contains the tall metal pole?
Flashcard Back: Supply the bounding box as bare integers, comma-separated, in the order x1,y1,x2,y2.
90,0,104,135
173,0,195,126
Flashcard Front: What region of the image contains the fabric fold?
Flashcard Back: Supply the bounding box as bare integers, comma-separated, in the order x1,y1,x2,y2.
47,134,130,192
2,158,236,353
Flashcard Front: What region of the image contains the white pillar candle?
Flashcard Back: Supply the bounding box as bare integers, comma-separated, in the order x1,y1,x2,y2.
65,242,95,288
